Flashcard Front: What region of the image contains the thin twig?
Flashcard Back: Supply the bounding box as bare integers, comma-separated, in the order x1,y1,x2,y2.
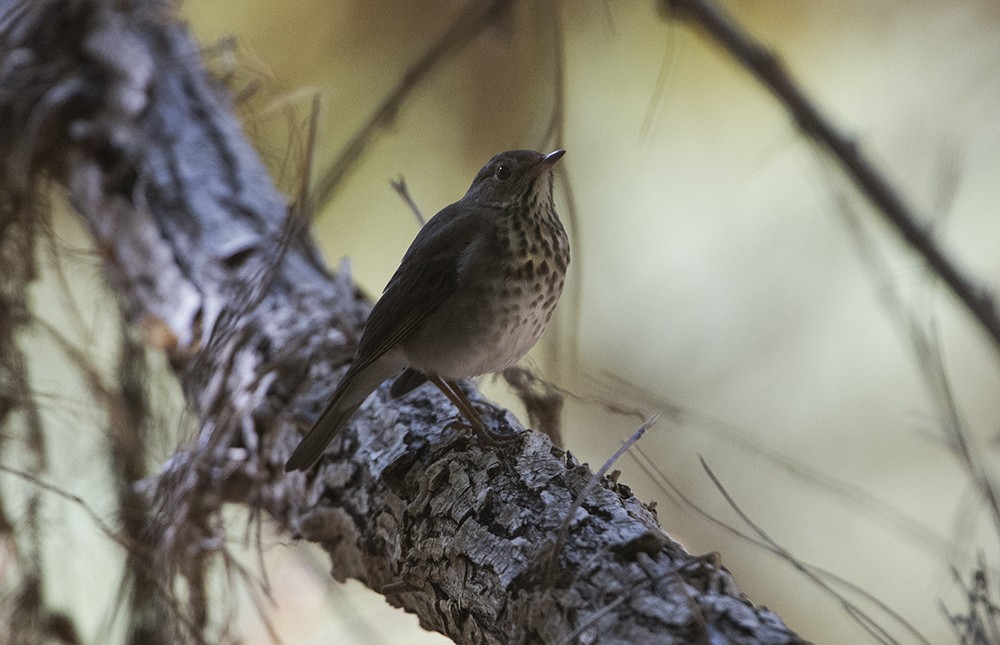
0,465,129,552
543,4,583,370
664,0,1000,353
622,444,934,644
600,368,969,566
815,154,1000,552
312,0,511,209
698,457,931,645
390,177,425,226
294,92,322,217
545,415,658,577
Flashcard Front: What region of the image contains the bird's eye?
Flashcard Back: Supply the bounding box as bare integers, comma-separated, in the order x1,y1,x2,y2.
494,164,512,181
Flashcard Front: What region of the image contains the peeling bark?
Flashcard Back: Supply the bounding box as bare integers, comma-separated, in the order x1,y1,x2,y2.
0,1,807,643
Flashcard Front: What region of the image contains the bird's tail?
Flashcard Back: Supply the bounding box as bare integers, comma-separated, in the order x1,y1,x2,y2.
284,397,364,472
284,360,400,472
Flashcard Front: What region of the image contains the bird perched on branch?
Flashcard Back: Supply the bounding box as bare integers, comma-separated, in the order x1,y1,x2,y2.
286,149,569,472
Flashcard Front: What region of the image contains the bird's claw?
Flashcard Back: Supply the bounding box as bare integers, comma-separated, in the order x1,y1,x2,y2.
445,417,521,446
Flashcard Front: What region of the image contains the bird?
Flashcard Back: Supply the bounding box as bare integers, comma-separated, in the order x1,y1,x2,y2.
285,149,569,472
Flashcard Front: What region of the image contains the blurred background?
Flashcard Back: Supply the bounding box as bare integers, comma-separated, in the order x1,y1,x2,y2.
16,0,1000,643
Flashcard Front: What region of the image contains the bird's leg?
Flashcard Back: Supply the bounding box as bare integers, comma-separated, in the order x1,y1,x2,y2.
441,377,489,434
427,375,491,442
427,375,514,445
444,378,522,444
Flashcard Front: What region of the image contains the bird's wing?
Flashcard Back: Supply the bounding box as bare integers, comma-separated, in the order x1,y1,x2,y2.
349,203,488,375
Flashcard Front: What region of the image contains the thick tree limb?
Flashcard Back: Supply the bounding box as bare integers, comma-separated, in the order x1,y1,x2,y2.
0,1,806,643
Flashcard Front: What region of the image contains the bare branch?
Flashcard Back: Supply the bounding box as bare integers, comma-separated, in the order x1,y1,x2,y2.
663,0,1000,353
700,458,931,645
390,176,426,226
312,0,514,207
546,415,657,579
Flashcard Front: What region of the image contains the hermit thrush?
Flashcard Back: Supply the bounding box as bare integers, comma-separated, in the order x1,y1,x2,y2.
285,149,569,472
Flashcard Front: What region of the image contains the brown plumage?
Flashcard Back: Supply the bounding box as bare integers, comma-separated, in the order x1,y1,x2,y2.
285,149,568,472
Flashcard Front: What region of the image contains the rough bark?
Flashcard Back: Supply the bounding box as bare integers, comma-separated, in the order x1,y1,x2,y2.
0,1,807,643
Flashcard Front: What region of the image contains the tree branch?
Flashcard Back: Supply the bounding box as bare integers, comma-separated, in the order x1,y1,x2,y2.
0,1,806,643
663,0,1000,354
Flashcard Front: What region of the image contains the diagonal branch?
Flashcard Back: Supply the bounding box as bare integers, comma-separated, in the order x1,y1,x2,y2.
312,0,513,207
663,0,1000,353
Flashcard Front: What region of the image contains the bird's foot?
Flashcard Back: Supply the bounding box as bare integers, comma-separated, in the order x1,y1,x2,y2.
430,375,522,446
445,416,521,446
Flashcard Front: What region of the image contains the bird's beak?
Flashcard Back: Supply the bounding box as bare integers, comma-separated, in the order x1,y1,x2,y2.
541,149,566,166
532,150,565,177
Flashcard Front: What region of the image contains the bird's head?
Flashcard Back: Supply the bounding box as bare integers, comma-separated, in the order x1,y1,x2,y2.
464,149,565,209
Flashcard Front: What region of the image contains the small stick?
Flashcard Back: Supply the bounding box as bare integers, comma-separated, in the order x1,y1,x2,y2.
545,415,658,578
391,176,425,226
